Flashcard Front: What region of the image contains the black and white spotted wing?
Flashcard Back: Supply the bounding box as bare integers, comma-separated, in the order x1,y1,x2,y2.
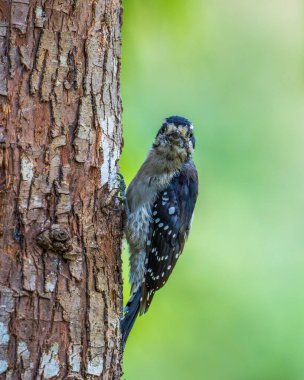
140,160,198,314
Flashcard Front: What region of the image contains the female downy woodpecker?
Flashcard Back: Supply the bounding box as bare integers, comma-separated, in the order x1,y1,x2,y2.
121,116,198,345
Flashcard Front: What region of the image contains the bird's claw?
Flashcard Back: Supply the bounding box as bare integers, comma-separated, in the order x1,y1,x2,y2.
117,173,126,197
114,173,130,216
116,195,126,205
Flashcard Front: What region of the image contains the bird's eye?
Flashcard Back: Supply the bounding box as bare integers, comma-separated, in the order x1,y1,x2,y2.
160,126,166,134
189,132,193,138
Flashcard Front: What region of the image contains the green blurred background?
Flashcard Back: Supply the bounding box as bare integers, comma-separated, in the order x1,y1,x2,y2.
119,1,304,379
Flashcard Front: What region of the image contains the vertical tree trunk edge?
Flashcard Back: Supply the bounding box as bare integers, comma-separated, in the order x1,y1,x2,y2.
0,1,124,379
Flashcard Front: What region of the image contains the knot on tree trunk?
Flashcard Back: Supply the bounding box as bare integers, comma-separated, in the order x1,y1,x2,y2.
36,224,78,260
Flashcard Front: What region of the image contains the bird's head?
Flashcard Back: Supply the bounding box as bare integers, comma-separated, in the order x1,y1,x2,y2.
153,116,195,163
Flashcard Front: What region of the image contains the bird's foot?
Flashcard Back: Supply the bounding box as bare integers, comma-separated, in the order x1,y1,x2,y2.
115,173,130,216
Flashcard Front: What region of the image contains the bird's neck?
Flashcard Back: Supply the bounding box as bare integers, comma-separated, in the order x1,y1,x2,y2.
145,148,185,175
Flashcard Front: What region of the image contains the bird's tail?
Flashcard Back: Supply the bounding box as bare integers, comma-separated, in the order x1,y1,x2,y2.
121,288,141,347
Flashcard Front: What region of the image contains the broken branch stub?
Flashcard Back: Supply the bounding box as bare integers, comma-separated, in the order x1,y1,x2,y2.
36,224,76,259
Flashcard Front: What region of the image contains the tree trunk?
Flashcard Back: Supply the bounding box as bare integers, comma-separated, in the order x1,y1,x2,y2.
0,0,123,379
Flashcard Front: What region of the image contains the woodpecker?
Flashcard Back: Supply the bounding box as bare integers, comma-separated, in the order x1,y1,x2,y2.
121,116,198,345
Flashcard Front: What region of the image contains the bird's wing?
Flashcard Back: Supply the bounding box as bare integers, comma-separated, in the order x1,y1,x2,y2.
140,164,198,314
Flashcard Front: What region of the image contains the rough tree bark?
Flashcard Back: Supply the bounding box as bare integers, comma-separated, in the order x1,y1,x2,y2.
0,0,123,379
